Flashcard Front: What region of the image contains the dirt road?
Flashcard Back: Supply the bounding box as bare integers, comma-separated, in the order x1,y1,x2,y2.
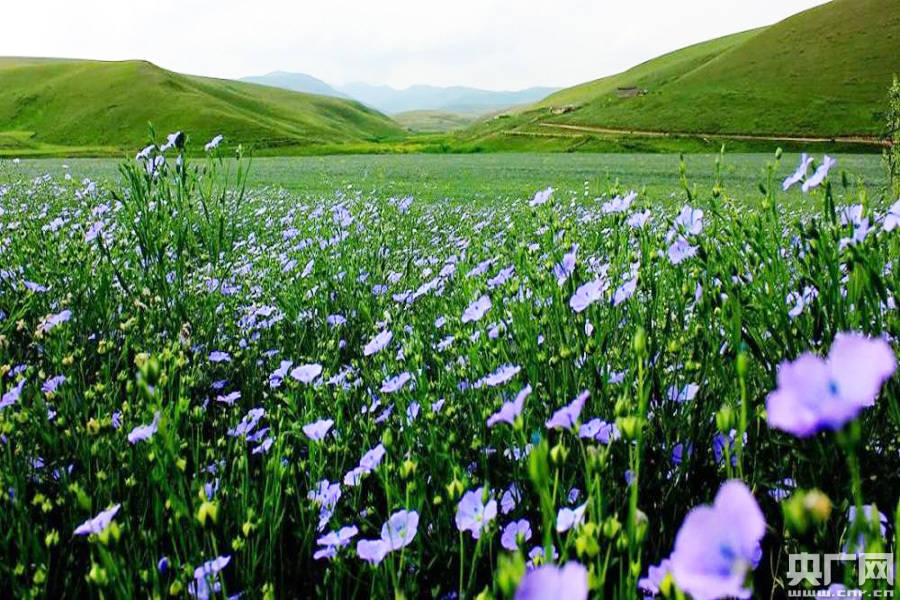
533,123,890,147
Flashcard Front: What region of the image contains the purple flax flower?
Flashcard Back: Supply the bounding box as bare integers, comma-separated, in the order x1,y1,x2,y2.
628,210,651,229
713,429,746,466
205,479,220,500
768,478,796,502
315,525,358,560
467,258,496,279
639,558,673,596
487,265,515,289
41,309,72,333
252,437,274,454
787,286,818,319
315,547,339,562
216,391,241,405
487,384,532,427
74,504,121,535
671,442,694,466
515,561,588,600
578,418,619,444
363,330,393,356
85,221,103,242
553,246,578,286
462,295,492,323
670,480,765,600
228,408,265,438
667,383,699,403
308,480,341,511
476,364,521,388
356,539,389,564
344,468,366,487
208,351,231,363
23,281,48,293
569,278,608,313
247,426,269,444
607,369,628,385
303,418,334,441
355,509,419,564
160,131,184,153
613,277,637,306
41,375,66,394
317,525,358,548
766,333,896,437
204,135,223,151
802,155,837,193
380,509,419,550
782,153,813,191
327,314,347,327
194,555,231,580
381,371,411,393
1,379,26,410
883,198,900,232
667,238,698,265
546,390,588,430
556,503,586,532
500,519,532,550
602,191,636,214
839,217,871,250
675,205,704,235
127,412,160,444
456,487,497,539
269,360,292,389
191,555,230,600
359,443,386,472
290,363,322,384
529,186,554,207
841,204,864,227
501,484,521,514
568,487,581,504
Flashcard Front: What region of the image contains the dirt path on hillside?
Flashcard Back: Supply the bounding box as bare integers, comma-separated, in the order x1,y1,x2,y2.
534,123,890,147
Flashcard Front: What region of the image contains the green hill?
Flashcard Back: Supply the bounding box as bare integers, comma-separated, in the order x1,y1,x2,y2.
0,58,402,155
460,0,900,149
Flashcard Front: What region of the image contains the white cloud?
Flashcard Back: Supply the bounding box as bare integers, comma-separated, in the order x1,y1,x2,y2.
1,0,827,90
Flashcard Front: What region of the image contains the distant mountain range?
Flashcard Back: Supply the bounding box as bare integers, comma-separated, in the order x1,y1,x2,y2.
240,71,349,99
240,72,559,115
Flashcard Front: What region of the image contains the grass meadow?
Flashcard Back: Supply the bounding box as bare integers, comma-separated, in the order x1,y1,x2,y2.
0,146,898,599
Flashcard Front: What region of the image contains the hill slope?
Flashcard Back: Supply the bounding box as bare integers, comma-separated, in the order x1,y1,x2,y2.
239,71,348,98
0,58,402,154
462,0,900,147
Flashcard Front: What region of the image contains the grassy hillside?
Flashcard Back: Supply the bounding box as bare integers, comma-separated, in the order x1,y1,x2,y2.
461,0,900,148
0,58,402,154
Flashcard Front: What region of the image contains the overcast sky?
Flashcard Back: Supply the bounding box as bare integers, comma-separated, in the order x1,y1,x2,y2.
4,0,828,90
